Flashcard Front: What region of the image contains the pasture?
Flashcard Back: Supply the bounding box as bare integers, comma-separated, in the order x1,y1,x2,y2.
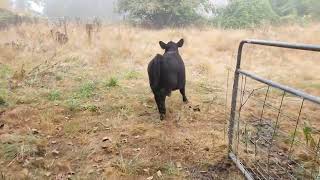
0,22,320,179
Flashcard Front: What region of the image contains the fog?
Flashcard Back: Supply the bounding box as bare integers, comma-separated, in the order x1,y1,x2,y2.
10,0,120,21
5,0,318,28
9,0,228,20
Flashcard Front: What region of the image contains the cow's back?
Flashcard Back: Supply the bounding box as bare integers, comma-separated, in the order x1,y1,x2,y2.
160,52,185,91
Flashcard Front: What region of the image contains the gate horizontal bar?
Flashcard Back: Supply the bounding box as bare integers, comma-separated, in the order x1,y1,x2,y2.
238,69,320,105
242,39,320,52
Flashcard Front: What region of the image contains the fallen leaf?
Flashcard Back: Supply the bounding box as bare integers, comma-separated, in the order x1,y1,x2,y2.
120,132,129,137
102,136,111,142
32,128,39,134
94,157,103,163
121,139,128,144
52,149,60,156
146,176,153,180
176,162,182,169
173,147,180,151
93,127,99,133
157,170,162,177
45,172,52,177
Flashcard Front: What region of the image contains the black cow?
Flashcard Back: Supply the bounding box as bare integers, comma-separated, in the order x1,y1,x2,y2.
148,39,188,120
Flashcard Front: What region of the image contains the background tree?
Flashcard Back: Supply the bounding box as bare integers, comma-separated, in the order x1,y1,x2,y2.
117,0,214,28
214,0,278,29
270,0,320,18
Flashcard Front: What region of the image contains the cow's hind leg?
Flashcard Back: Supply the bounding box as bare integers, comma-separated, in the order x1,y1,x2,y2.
154,94,161,114
159,94,167,120
154,93,166,120
180,88,188,103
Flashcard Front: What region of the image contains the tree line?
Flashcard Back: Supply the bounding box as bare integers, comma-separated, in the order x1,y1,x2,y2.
118,0,320,28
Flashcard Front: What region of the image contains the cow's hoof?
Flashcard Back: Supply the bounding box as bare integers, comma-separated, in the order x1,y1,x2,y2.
183,99,189,104
160,114,166,121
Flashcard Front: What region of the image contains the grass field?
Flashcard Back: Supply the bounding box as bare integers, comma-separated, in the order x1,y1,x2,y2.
0,22,320,179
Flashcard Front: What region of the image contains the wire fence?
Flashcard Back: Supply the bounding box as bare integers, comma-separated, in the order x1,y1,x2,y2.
228,40,320,180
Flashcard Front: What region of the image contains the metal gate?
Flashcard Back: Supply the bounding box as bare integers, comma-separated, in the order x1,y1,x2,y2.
228,39,320,179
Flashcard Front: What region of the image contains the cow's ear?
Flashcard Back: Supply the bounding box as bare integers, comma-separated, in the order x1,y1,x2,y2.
159,41,167,50
177,39,184,47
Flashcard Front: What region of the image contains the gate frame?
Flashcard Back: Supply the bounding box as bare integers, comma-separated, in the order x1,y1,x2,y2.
228,39,320,180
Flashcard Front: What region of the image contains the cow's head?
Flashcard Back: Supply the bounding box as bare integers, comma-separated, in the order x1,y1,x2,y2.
159,39,184,53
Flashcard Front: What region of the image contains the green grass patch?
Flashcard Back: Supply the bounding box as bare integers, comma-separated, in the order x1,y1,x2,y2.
125,71,141,80
0,135,40,161
0,65,12,79
47,90,61,101
1,143,19,160
0,96,5,106
112,156,143,175
0,65,11,104
309,83,320,89
64,56,80,62
162,162,180,176
66,98,81,111
73,81,97,99
82,104,99,112
105,77,119,88
64,121,82,135
0,87,8,106
297,82,320,90
64,81,99,111
55,75,63,81
76,81,96,99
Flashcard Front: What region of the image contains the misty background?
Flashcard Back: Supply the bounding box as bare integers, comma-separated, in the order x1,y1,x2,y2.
5,0,228,21
1,0,320,29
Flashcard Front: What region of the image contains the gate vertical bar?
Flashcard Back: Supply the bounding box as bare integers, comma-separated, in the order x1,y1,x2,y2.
228,41,246,152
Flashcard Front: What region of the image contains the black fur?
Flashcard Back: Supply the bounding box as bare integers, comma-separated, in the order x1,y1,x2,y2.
148,39,188,120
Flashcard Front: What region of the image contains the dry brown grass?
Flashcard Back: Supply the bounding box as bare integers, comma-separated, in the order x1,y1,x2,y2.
0,22,319,179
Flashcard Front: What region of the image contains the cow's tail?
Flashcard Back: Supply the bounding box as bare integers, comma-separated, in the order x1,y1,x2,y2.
148,54,162,93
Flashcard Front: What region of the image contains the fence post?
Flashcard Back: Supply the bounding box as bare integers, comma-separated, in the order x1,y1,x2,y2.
63,17,68,37
228,41,246,153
